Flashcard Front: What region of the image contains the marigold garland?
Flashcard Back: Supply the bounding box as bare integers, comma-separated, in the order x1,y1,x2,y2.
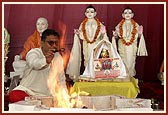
82,17,101,44
119,19,137,46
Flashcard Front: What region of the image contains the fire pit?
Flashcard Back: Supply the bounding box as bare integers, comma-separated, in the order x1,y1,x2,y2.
25,95,118,111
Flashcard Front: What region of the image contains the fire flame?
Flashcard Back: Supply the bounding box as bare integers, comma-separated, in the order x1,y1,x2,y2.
47,20,83,107
58,20,70,71
47,54,87,108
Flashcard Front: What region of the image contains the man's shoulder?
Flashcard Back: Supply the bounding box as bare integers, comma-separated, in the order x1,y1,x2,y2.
26,48,43,60
28,48,42,54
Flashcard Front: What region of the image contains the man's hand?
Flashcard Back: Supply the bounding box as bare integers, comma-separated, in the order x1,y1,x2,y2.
45,49,55,64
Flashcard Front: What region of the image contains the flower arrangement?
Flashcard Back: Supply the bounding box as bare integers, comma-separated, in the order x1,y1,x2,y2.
82,17,101,44
119,19,137,46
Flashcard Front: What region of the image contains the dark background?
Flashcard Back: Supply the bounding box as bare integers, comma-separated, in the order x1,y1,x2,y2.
4,3,164,82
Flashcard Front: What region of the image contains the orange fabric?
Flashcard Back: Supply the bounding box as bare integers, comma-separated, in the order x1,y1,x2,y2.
20,30,41,60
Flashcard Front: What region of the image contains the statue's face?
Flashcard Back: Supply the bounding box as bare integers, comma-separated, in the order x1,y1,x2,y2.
85,8,97,19
122,9,134,20
36,18,48,35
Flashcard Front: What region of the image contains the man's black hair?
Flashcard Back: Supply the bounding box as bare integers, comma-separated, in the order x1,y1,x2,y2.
41,29,60,41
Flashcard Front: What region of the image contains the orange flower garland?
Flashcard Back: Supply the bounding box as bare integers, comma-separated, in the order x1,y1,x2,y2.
119,19,137,46
82,17,101,44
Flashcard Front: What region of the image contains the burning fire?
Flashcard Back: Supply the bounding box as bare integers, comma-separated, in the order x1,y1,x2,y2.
47,53,91,108
47,21,84,108
47,50,82,108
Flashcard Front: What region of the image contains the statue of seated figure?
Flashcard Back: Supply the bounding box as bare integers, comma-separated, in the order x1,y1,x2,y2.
12,17,48,74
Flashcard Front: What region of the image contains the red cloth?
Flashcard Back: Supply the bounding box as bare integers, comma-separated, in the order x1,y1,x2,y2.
9,90,29,103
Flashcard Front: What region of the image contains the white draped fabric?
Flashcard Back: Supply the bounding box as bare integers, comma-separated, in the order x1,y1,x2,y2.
66,22,109,80
82,39,127,78
112,21,148,77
